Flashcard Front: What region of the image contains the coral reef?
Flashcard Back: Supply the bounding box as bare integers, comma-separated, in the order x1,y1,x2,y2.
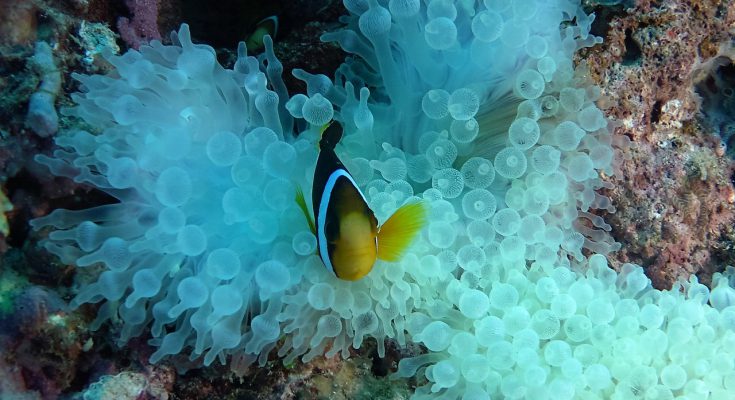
694,48,735,158
26,41,61,138
117,0,161,50
0,355,42,400
0,0,37,47
583,0,735,288
171,353,409,400
0,280,84,399
80,367,175,400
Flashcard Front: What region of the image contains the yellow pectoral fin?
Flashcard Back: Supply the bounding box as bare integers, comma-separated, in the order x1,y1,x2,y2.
295,185,316,234
376,201,427,262
319,120,333,135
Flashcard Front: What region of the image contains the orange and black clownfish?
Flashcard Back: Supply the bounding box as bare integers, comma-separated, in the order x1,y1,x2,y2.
296,122,427,281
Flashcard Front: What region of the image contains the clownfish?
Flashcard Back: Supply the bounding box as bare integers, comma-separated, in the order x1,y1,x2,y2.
296,122,426,281
245,15,279,52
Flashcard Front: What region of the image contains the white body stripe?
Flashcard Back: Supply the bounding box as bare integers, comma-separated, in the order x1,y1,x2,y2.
317,168,369,276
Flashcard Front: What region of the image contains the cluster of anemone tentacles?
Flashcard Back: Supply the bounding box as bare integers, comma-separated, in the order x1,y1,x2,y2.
30,0,735,399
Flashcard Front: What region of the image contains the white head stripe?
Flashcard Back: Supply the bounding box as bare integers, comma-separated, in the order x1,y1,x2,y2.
317,168,368,276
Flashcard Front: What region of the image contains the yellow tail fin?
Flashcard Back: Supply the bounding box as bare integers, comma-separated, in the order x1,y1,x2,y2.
295,186,316,234
376,201,427,262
